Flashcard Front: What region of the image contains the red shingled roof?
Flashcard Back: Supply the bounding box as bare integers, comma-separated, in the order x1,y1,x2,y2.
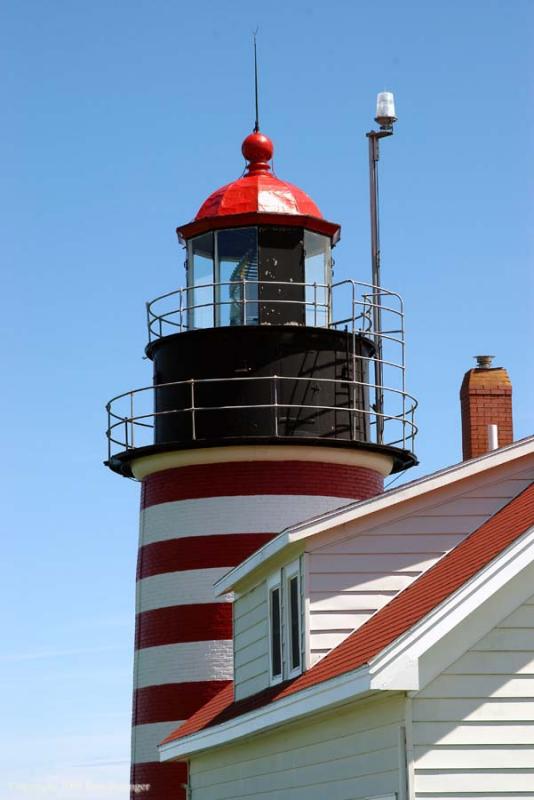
161,482,534,747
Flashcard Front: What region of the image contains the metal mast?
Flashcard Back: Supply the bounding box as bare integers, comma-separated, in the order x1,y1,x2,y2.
366,91,397,444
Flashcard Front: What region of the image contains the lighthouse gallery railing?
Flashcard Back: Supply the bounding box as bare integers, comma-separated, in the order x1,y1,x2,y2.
106,279,418,463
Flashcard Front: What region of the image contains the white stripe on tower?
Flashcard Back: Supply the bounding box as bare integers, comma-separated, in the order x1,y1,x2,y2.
129,452,387,800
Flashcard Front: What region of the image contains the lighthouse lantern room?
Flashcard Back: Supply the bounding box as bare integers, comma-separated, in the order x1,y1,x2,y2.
106,125,417,799
107,131,416,478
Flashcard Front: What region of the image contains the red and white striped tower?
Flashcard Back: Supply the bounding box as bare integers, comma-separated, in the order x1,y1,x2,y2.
106,130,416,799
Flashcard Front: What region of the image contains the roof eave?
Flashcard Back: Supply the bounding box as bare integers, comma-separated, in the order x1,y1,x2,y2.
177,212,341,244
159,664,374,762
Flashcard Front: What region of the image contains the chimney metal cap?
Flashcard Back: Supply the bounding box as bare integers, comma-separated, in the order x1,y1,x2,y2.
475,355,495,369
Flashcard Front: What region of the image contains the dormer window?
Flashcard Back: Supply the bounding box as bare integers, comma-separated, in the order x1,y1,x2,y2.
268,560,303,684
287,562,302,677
268,578,283,683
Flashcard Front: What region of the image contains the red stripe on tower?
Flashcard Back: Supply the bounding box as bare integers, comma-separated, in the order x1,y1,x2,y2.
137,532,275,579
141,460,384,508
135,603,232,649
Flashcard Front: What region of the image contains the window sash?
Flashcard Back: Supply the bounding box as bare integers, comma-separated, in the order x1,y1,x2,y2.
288,574,301,672
269,584,282,682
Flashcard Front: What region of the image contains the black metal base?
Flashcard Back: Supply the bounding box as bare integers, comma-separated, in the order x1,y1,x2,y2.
147,325,375,444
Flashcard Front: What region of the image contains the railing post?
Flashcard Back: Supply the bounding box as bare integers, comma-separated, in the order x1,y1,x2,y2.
146,302,151,343
273,375,279,437
190,379,196,440
242,277,247,325
130,391,135,448
179,288,184,333
313,282,317,326
106,404,111,461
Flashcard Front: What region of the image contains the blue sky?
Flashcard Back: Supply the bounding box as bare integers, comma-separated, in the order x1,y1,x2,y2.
1,0,532,796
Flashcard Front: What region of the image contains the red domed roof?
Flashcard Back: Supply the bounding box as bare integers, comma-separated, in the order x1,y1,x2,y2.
195,132,323,220
177,131,340,243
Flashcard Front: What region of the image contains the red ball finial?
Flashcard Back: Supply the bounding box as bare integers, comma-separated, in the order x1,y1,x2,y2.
242,132,273,173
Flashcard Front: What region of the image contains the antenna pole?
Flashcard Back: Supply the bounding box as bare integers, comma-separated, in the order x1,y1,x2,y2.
366,95,396,445
253,29,260,132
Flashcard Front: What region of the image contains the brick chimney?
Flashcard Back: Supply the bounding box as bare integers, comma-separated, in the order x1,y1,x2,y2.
460,355,513,460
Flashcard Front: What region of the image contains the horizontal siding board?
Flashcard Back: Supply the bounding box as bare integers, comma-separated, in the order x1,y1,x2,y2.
310,631,353,651
310,591,396,611
234,585,266,618
234,637,268,670
501,605,534,628
235,654,269,684
475,628,534,651
311,572,414,592
461,477,533,498
234,618,268,652
445,651,534,675
234,600,266,636
373,515,490,535
418,674,534,699
414,770,534,793
413,722,534,746
234,671,270,701
415,497,515,516
412,698,534,722
309,650,328,665
414,745,534,769
310,612,372,630
309,553,436,573
317,533,467,555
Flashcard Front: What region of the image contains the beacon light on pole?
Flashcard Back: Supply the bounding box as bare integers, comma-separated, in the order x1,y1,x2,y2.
375,91,397,130
367,90,397,443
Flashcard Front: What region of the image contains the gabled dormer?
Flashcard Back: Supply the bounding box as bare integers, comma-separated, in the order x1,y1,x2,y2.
221,438,534,702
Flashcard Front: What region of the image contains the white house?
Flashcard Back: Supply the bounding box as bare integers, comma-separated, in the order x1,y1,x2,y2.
159,435,534,799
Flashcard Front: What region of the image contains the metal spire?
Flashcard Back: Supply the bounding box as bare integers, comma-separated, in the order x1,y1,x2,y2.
253,28,260,132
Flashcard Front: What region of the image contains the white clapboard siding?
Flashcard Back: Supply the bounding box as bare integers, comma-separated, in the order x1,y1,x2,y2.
190,694,405,800
462,478,534,500
416,771,534,793
413,591,534,797
234,583,269,702
310,611,372,630
310,591,396,611
413,722,534,746
307,465,532,665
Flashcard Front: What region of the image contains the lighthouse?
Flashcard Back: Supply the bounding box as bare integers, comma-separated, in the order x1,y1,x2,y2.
106,125,417,799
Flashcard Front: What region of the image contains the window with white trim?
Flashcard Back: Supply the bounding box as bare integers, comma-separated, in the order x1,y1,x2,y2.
267,560,303,684
267,574,283,684
286,560,302,678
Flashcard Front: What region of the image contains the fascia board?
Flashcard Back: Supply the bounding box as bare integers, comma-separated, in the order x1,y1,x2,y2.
159,665,373,762
368,524,534,690
215,437,534,594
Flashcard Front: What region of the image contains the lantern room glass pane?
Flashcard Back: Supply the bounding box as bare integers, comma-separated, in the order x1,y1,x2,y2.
216,228,259,326
304,231,331,327
188,233,214,329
